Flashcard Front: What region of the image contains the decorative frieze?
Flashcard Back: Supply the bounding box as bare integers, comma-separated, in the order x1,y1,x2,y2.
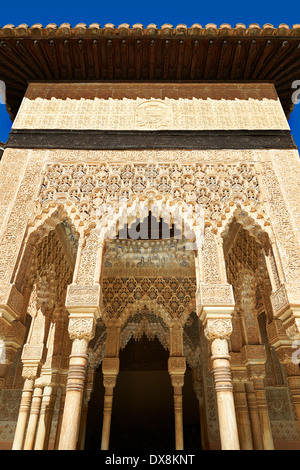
13,97,289,131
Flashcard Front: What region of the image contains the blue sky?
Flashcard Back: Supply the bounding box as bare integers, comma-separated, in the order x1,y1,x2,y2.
0,0,299,146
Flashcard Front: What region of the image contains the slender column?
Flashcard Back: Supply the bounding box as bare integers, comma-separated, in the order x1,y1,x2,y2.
168,356,186,450
101,386,115,450
58,315,96,450
12,375,35,450
100,324,120,451
78,368,95,450
246,363,274,450
101,357,120,450
245,382,264,450
168,324,186,450
13,316,47,449
23,382,43,450
34,385,56,450
232,376,253,450
204,317,240,450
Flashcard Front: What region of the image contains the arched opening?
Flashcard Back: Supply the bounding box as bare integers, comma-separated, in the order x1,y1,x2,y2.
85,334,201,451
222,217,300,449
84,209,203,451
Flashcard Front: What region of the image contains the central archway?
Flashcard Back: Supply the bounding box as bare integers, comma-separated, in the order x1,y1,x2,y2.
84,334,202,451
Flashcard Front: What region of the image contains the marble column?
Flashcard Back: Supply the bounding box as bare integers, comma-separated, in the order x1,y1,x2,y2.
101,357,119,450
100,324,120,450
23,381,44,450
232,376,253,450
245,381,264,450
204,317,240,450
168,356,186,450
12,373,35,450
168,324,186,450
58,315,96,450
246,363,274,450
34,384,56,450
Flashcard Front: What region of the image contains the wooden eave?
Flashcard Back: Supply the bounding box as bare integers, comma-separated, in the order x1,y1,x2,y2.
0,22,300,120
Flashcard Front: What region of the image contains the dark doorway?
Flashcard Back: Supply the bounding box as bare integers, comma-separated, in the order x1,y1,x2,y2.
84,335,201,451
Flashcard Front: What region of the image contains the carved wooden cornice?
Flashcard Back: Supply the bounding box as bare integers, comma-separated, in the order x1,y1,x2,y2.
0,23,300,119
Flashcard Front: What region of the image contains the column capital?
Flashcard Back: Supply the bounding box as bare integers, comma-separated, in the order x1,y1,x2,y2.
168,357,186,388
67,314,96,342
203,316,233,342
102,357,120,388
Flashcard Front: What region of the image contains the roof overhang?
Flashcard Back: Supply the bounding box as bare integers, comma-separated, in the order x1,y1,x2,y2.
0,22,300,120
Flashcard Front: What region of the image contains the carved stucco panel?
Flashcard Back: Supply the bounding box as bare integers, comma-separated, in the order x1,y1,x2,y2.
0,153,46,285
271,150,300,243
0,150,30,238
259,158,300,284
13,97,289,131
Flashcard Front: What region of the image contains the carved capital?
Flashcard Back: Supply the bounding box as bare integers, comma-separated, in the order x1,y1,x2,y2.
204,318,233,342
22,365,40,380
68,316,96,342
246,363,266,389
102,357,120,388
168,356,186,388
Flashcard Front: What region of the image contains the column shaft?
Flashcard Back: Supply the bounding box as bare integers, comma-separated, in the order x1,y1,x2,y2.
100,356,120,450
246,387,264,450
58,350,88,450
23,385,43,450
168,356,186,451
212,355,239,450
173,386,184,450
34,386,55,450
101,387,114,450
233,384,253,450
12,379,34,450
255,389,274,450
